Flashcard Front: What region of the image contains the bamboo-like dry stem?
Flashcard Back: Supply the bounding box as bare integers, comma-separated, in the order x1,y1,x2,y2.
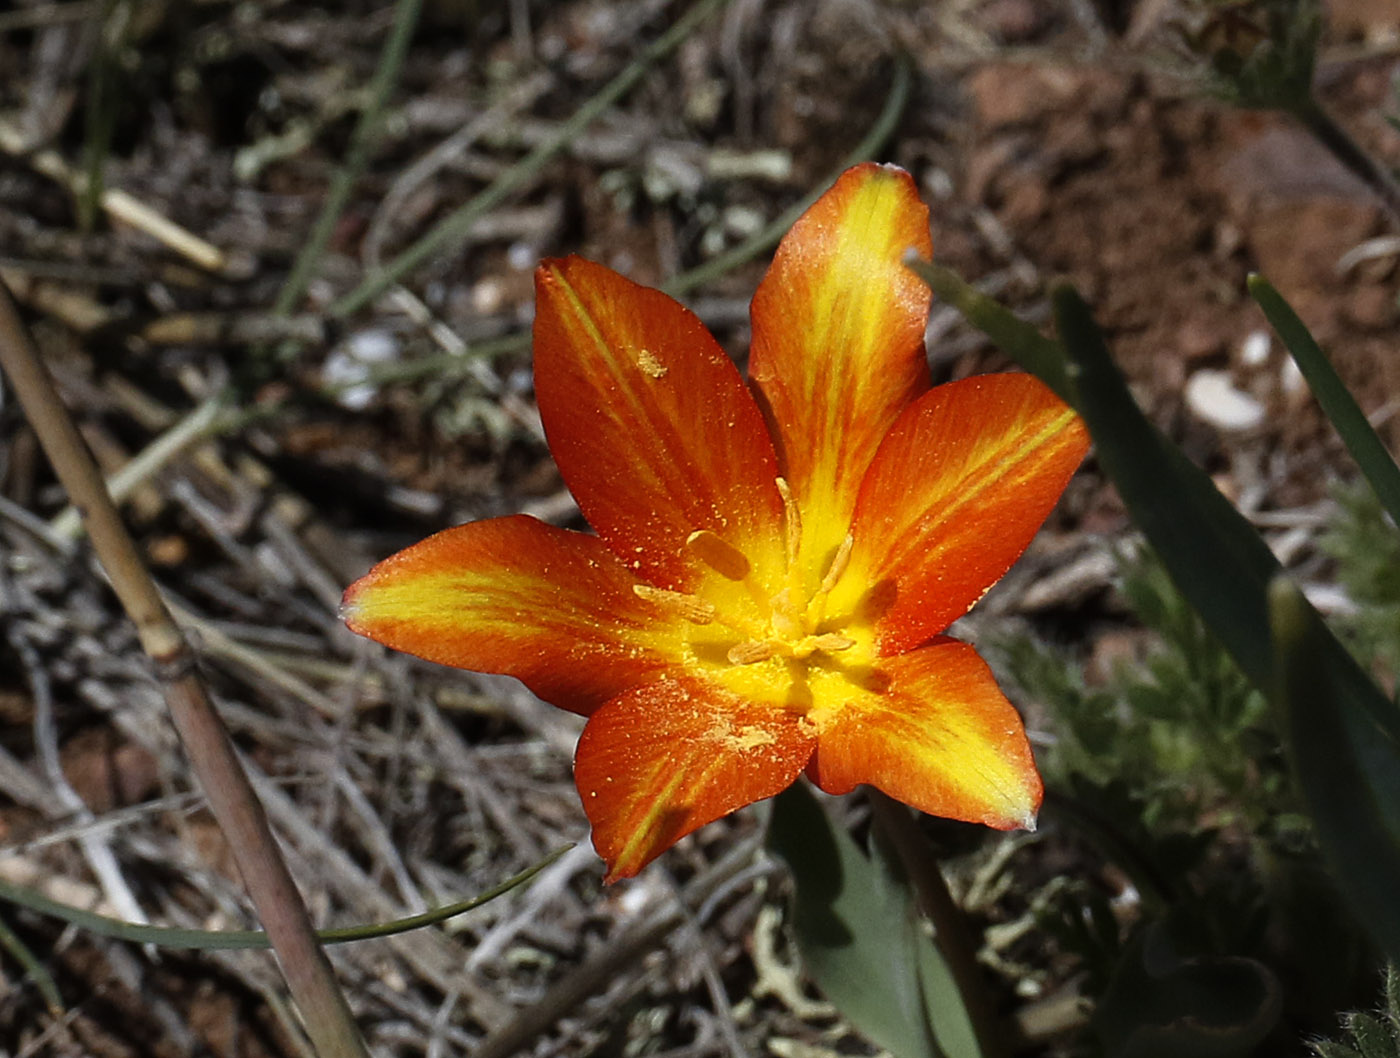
0,281,369,1058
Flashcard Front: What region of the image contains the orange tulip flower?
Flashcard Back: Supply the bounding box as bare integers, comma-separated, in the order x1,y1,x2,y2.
343,163,1089,881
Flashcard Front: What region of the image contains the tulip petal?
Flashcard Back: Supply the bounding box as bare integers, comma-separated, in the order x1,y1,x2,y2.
831,373,1088,656
575,678,814,881
342,515,685,714
748,163,932,585
533,257,785,594
808,639,1042,829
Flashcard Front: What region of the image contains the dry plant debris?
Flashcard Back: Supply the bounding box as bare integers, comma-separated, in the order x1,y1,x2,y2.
1,0,1399,1054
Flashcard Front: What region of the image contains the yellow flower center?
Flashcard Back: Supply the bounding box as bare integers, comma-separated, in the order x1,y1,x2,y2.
632,477,877,714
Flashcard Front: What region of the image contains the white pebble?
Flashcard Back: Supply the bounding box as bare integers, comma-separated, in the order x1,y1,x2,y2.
322,329,400,410
1240,329,1271,366
1185,369,1265,431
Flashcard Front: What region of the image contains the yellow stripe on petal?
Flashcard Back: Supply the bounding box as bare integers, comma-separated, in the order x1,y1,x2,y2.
831,373,1089,656
575,678,814,881
533,257,786,595
807,638,1042,830
342,515,686,714
748,163,932,591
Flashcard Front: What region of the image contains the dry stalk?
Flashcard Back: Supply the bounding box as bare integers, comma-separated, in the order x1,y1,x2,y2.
0,280,369,1058
0,118,226,272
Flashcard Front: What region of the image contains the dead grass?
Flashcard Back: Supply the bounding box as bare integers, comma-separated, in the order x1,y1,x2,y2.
2,0,1399,1054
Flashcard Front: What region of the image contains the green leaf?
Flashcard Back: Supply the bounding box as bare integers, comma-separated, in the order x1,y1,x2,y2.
905,258,1073,405
1314,1044,1366,1058
1050,284,1400,961
931,270,1400,963
0,846,570,950
1344,1012,1398,1058
1270,577,1400,963
1249,275,1400,533
1051,285,1400,732
767,783,980,1058
1051,285,1279,690
1308,963,1400,1058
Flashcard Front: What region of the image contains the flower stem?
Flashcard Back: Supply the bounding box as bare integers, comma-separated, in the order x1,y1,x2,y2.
0,281,370,1058
867,790,1012,1058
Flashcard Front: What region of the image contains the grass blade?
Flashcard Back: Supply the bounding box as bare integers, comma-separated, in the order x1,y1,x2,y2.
0,846,569,951
768,783,951,1058
1271,577,1400,963
1049,283,1400,962
905,258,1072,404
1249,274,1400,531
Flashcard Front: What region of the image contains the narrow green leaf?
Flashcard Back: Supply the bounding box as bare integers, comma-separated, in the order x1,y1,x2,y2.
1271,577,1400,963
0,913,63,1014
905,258,1072,404
1050,285,1400,962
0,846,569,950
1052,284,1279,688
1051,284,1400,740
913,913,983,1058
933,271,1400,963
1249,274,1400,532
768,783,979,1058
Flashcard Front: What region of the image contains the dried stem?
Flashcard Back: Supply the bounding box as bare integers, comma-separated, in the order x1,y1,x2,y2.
0,281,369,1058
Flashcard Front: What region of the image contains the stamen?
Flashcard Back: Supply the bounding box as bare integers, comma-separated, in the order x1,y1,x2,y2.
728,640,781,665
775,477,801,569
685,530,751,581
632,583,716,625
790,633,857,660
819,533,855,595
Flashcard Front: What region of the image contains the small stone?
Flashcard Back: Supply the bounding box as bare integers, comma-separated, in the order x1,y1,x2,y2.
1185,369,1266,431
1239,329,1271,366
322,329,399,411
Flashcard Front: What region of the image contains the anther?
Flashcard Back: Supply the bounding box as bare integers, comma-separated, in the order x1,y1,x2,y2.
632,583,716,625
728,640,781,665
790,633,857,660
775,477,802,569
685,530,751,581
819,533,855,595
